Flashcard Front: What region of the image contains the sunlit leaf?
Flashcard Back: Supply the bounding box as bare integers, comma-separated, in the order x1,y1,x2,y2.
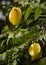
34,7,42,20
24,5,33,21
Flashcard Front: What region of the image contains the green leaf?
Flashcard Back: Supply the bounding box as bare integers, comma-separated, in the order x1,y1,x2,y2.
32,57,46,65
38,57,46,65
24,6,33,21
26,19,33,25
0,52,6,61
34,7,42,20
12,60,17,65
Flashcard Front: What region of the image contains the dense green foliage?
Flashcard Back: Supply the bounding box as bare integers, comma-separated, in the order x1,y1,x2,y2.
0,0,46,65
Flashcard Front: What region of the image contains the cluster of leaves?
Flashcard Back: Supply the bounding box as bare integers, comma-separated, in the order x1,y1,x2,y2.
0,0,46,65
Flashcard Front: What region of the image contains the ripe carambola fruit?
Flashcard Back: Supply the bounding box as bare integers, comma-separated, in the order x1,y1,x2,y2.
9,7,22,25
28,43,42,60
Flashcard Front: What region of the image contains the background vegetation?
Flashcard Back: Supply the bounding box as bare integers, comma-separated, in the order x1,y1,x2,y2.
0,0,46,65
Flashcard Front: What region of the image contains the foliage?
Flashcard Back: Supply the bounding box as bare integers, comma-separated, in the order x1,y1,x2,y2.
0,0,46,65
